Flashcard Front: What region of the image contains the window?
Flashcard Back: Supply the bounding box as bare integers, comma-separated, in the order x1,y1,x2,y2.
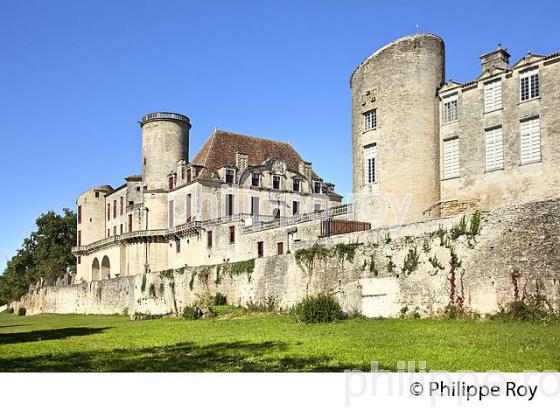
113,226,117,236
77,231,81,246
442,95,458,124
363,109,377,132
485,127,504,171
107,228,110,237
363,143,377,184
77,205,82,224
272,208,281,219
273,175,281,190
229,226,235,244
313,181,321,194
225,169,235,184
181,166,185,180
251,196,259,216
225,194,234,216
168,176,174,190
168,200,174,228
292,179,300,192
207,231,213,248
257,241,264,258
520,117,541,164
113,200,117,219
120,224,123,234
128,214,133,232
251,173,260,187
520,68,539,101
292,201,299,216
107,204,111,221
484,80,502,112
314,203,322,212
95,191,100,198
186,168,192,183
120,197,124,215
186,194,192,222
443,137,460,179
175,238,181,253
77,256,81,264
277,242,284,255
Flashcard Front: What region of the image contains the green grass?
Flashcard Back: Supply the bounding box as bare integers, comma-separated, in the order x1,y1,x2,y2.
1,311,559,372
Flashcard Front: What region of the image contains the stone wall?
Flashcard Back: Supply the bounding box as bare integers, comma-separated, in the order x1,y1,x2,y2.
12,200,560,318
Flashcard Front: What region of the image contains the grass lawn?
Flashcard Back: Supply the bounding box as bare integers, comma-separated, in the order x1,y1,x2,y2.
1,311,559,372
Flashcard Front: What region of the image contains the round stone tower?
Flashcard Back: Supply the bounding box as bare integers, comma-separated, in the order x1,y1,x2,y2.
350,34,444,227
140,112,191,191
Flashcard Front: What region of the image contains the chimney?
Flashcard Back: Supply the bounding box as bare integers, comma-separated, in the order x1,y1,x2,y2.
480,45,510,74
299,161,312,181
236,152,249,174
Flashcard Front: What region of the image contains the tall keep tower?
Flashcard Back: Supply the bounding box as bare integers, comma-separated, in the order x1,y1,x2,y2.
350,34,444,226
140,112,191,191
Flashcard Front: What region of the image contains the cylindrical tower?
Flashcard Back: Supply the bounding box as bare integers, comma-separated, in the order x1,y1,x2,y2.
350,34,444,227
140,112,191,191
76,185,113,246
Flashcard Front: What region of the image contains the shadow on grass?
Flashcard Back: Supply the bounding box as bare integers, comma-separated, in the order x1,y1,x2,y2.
0,327,113,345
0,340,373,372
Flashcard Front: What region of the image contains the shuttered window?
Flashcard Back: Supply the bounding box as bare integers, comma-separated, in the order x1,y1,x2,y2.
520,117,541,164
485,127,504,171
363,143,377,184
520,68,539,101
442,95,458,124
443,137,460,179
484,80,502,112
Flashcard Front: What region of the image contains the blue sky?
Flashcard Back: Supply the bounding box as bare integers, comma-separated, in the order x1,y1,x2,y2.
0,0,558,271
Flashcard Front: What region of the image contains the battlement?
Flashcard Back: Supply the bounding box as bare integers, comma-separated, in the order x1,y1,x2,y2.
139,112,191,127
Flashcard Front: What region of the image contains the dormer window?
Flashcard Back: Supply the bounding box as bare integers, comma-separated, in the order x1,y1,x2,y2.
313,181,322,194
251,173,260,187
273,175,281,190
225,169,235,184
293,178,301,192
520,68,539,101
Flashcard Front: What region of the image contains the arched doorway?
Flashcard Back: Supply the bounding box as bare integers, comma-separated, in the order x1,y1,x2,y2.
92,258,100,281
101,256,111,279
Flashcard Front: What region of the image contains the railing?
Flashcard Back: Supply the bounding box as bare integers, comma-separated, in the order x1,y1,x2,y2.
126,203,143,212
140,112,190,125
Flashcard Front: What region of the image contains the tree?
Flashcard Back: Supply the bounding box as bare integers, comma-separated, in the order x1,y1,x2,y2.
0,209,76,305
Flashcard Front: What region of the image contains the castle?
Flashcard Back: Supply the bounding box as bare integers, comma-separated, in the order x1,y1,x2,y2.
66,33,560,311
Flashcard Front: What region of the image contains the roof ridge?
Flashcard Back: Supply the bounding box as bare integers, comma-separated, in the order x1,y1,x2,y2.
215,129,293,147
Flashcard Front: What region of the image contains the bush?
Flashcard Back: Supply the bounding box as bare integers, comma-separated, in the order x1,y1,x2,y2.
182,306,198,320
294,293,344,324
244,296,277,313
491,297,555,322
7,307,14,314
17,307,26,316
214,292,227,306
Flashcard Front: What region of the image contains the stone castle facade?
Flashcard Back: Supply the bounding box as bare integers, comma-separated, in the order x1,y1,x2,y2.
71,33,560,293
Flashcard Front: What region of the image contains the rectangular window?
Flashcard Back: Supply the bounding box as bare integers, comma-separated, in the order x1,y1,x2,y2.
186,194,192,222
207,231,213,248
175,238,181,253
485,126,504,171
363,143,377,184
257,241,264,258
520,68,540,101
443,137,460,179
107,228,110,237
168,176,174,190
292,179,300,192
77,230,81,246
520,117,541,164
107,204,111,221
273,175,281,190
77,256,81,264
229,226,235,244
313,181,321,194
120,224,123,234
186,168,192,183
442,95,459,124
277,242,284,255
113,226,117,236
225,169,235,184
484,80,502,112
251,173,260,187
225,194,234,216
113,200,117,219
120,197,124,215
292,201,299,216
128,214,132,232
363,109,377,132
314,203,322,212
251,196,260,216
168,200,174,228
77,205,82,224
